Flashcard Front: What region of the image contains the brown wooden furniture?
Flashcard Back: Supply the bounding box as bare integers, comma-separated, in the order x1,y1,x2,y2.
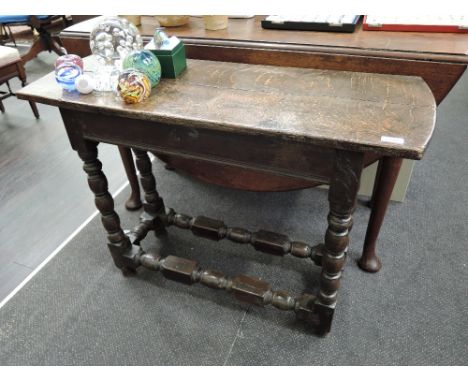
0,23,15,46
0,15,68,63
0,46,39,118
17,57,436,334
61,16,468,106
21,16,69,63
60,16,468,272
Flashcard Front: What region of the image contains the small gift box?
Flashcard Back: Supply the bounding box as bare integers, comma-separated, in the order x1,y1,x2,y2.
145,36,187,79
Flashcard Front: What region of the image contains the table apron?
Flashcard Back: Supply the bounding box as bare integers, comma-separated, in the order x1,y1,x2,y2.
60,108,336,183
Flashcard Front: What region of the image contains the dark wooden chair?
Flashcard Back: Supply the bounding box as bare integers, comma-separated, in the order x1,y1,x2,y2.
0,45,39,118
0,23,16,46
0,15,68,63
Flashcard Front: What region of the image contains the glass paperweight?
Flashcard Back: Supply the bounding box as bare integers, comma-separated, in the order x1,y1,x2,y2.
93,65,121,92
116,69,151,104
75,73,95,94
153,27,170,49
55,55,83,91
90,16,142,63
55,54,84,71
89,16,143,91
122,50,161,88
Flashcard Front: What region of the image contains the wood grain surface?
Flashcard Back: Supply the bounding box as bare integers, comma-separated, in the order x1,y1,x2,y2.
17,57,436,159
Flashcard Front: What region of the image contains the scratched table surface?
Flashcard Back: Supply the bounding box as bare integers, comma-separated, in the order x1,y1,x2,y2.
17,57,436,160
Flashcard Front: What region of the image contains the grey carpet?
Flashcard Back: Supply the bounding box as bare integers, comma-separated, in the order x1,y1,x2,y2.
0,71,467,366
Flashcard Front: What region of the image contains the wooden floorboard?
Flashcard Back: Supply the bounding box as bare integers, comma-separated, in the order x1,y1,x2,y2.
0,261,33,300
0,52,130,301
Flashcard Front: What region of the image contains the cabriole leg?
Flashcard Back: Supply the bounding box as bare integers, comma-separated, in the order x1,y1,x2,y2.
118,146,142,211
359,157,403,273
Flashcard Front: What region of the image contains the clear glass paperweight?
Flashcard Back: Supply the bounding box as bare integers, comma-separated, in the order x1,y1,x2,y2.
89,16,143,91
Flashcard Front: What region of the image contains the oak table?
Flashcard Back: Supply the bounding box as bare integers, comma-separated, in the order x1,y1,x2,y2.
60,16,468,272
17,57,436,335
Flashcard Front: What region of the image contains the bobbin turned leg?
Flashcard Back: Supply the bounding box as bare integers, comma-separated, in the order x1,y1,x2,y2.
315,150,363,335
78,141,141,275
132,149,166,234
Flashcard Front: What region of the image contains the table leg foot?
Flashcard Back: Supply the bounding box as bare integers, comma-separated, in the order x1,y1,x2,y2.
357,251,382,273
314,304,335,336
121,266,138,277
125,195,143,211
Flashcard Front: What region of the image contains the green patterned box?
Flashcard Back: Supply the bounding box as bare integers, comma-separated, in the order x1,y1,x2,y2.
146,39,187,79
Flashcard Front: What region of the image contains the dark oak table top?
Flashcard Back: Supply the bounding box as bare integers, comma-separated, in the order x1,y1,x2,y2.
17,57,435,160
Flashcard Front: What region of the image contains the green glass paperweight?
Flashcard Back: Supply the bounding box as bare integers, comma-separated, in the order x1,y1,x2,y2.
122,50,161,88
